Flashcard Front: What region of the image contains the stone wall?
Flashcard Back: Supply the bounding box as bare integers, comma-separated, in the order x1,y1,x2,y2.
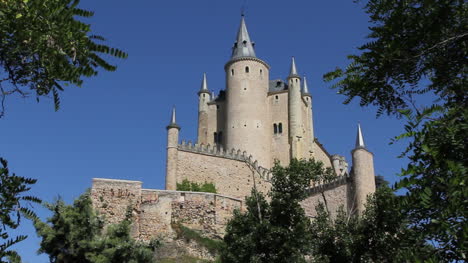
268,91,291,166
91,178,243,241
300,176,353,218
175,142,272,199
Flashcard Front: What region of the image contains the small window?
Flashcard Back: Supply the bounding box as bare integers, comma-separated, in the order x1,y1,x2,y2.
216,105,220,110
275,95,279,100
278,123,283,134
203,94,205,98
245,66,249,73
231,69,234,76
276,81,281,87
242,40,247,46
260,69,263,75
273,123,278,134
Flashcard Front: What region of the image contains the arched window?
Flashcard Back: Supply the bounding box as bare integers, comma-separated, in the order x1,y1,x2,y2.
260,69,263,75
273,123,278,134
278,123,283,134
245,66,249,73
231,69,234,76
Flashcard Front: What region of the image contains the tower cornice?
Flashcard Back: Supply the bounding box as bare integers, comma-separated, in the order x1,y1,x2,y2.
224,56,270,71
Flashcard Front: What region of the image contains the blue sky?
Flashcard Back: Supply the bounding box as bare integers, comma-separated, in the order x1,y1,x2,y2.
2,0,410,261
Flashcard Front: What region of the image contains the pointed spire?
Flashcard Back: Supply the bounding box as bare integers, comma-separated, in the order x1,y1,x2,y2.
288,57,300,79
166,107,180,130
302,76,311,96
211,91,216,101
355,123,365,149
198,73,209,95
231,15,256,59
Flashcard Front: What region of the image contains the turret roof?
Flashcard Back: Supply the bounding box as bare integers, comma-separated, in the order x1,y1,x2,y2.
288,57,300,79
231,15,256,60
198,73,209,95
166,107,180,130
302,76,311,96
355,123,365,149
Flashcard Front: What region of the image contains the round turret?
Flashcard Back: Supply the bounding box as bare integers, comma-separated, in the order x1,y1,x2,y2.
223,16,271,167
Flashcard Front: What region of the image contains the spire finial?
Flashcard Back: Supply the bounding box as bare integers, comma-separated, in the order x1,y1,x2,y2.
198,73,209,95
302,76,310,95
167,106,180,130
231,15,256,59
289,57,300,78
355,123,365,149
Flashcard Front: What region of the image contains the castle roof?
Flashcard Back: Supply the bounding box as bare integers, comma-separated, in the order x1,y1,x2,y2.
268,79,289,93
288,57,300,79
231,15,256,60
198,73,209,95
302,76,311,96
355,123,365,149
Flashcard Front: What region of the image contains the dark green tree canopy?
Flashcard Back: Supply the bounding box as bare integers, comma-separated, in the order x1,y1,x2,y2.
324,0,467,260
0,0,127,116
34,193,157,263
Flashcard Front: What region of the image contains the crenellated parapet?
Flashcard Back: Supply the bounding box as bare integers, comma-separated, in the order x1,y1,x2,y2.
306,175,349,196
178,140,272,182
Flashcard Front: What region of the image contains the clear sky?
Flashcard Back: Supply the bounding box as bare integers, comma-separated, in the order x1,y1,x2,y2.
2,0,410,261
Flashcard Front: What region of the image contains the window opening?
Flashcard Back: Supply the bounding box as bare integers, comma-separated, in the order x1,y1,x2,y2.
278,123,283,134
245,66,249,73
231,69,234,76
273,123,278,134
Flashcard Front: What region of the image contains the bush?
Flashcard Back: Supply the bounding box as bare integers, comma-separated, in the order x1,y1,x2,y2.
176,179,217,194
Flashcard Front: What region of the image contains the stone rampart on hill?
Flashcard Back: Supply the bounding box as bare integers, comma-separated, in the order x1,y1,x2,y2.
91,178,243,241
174,141,272,199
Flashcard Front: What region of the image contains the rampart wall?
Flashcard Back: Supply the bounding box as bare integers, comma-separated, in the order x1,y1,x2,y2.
91,178,243,241
175,141,272,199
300,175,353,218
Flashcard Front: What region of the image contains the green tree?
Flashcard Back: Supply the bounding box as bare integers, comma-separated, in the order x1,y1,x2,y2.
221,159,336,263
0,158,41,262
0,0,126,259
0,0,127,116
324,0,467,260
34,193,158,263
310,186,437,262
176,179,217,194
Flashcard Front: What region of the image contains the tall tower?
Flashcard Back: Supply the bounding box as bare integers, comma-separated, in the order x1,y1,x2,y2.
197,73,210,145
288,57,303,159
166,107,180,190
302,76,314,157
224,15,271,167
351,124,376,214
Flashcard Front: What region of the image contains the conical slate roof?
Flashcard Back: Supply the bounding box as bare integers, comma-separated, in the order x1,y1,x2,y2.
166,107,180,130
355,123,365,149
289,57,300,78
198,73,209,95
302,76,311,96
231,15,256,59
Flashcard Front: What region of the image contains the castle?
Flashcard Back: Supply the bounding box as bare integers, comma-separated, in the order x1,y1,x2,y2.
90,15,376,251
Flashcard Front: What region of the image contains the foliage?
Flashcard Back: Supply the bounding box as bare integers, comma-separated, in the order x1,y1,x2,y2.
324,0,467,260
34,193,158,263
0,0,127,116
0,158,41,263
176,179,217,194
310,186,438,262
221,159,335,263
172,223,224,255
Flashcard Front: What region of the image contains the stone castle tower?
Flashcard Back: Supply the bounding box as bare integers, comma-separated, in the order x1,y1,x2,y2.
90,15,377,248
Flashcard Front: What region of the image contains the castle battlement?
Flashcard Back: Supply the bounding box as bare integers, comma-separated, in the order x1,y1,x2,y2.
178,140,272,182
